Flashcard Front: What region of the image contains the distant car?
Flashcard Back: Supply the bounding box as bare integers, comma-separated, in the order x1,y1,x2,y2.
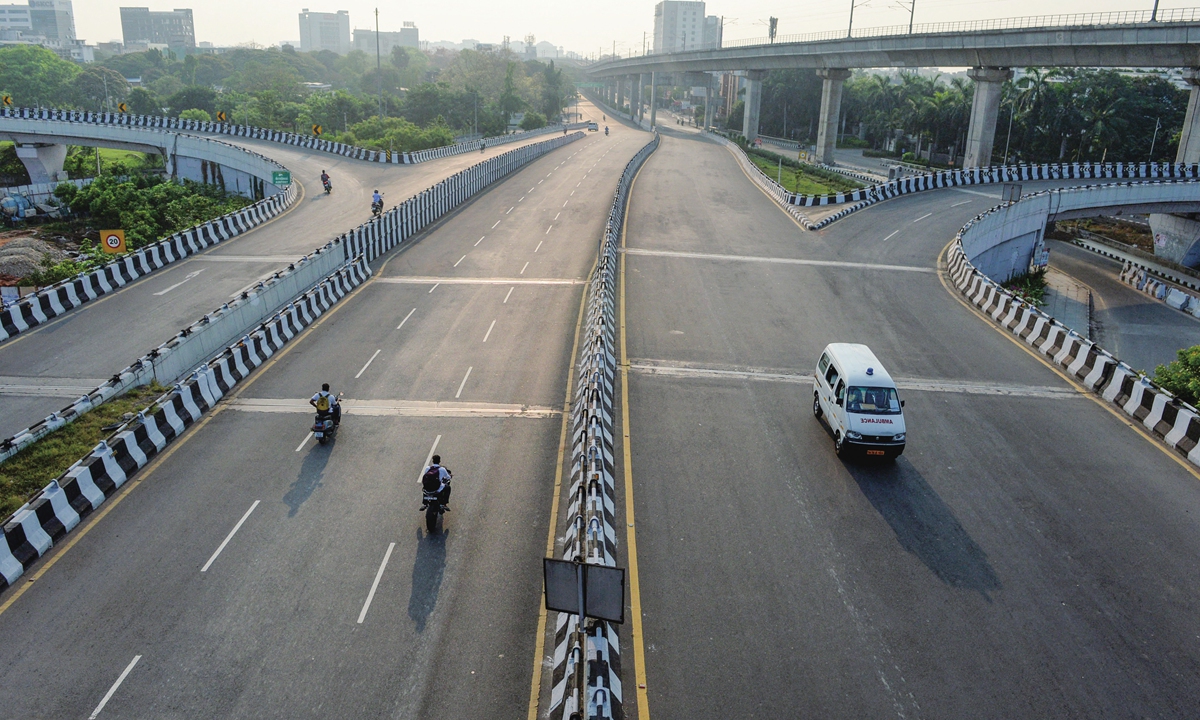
587,122,599,131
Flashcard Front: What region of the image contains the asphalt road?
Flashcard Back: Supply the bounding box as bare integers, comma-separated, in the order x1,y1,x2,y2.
622,128,1200,719
1048,238,1200,372
0,128,569,440
0,101,649,718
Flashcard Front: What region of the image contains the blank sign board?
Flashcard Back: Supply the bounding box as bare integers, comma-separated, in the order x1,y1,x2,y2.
543,558,626,624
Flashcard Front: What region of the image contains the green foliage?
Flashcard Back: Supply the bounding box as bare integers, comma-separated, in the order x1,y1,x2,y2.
167,86,217,116
336,115,455,152
0,45,80,107
0,383,167,520
22,239,104,286
725,100,744,130
745,148,865,195
1154,345,1200,406
62,146,163,180
126,87,160,115
1004,269,1047,307
178,108,212,122
0,142,29,184
520,111,547,131
54,175,252,249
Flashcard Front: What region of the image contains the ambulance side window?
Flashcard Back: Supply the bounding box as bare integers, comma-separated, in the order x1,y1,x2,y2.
818,354,830,376
835,380,846,403
825,364,839,388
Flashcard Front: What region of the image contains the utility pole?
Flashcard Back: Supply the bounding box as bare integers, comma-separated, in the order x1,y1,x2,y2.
376,8,384,119
1152,0,1161,22
848,0,855,38
1149,117,1161,161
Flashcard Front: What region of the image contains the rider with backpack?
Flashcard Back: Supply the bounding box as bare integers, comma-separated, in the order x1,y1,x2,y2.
420,455,452,512
309,383,341,426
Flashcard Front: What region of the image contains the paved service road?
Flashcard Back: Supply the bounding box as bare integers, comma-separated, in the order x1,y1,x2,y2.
1048,238,1200,372
0,128,572,439
0,102,650,718
621,128,1200,718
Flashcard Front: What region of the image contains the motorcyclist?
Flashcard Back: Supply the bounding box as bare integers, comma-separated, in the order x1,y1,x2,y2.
320,170,331,191
604,126,609,136
310,383,341,426
420,454,453,511
371,189,383,213
480,139,486,153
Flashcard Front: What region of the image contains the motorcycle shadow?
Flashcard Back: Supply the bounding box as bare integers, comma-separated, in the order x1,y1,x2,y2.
409,527,448,632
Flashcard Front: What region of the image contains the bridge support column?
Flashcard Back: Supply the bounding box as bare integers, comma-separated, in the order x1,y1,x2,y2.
964,67,1013,168
14,143,67,184
617,77,625,115
816,68,852,164
637,74,647,123
742,70,766,143
650,72,659,128
703,73,716,132
1150,68,1200,267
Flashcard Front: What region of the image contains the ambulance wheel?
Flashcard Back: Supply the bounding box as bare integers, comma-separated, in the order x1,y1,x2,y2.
812,394,822,419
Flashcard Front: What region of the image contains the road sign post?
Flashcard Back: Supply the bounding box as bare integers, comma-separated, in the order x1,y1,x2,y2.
271,171,291,186
216,111,227,122
100,230,126,254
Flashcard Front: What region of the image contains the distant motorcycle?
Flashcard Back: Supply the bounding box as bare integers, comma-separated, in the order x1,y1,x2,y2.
371,196,384,218
322,178,332,194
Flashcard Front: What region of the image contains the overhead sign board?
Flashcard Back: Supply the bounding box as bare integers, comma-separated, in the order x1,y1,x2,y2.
576,82,606,88
543,558,626,623
100,229,126,254
271,171,291,186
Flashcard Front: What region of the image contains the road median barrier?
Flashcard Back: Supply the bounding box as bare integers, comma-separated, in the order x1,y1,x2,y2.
547,132,659,720
946,179,1200,468
710,129,1200,229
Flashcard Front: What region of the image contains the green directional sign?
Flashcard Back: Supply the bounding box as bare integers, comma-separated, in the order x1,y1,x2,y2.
271,170,291,186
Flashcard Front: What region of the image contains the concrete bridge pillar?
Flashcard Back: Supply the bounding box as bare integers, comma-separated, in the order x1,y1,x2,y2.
15,143,67,184
816,68,852,164
617,77,625,115
650,72,659,128
742,70,767,142
637,74,647,122
703,73,716,132
964,67,1013,168
1149,68,1200,267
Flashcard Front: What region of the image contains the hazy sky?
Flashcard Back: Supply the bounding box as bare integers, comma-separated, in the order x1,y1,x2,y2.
77,0,1185,54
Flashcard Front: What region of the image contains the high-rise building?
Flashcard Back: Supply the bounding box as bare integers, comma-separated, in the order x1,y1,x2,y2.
120,7,195,52
351,21,418,55
0,4,33,34
29,0,72,41
703,15,722,50
298,9,350,55
653,0,706,53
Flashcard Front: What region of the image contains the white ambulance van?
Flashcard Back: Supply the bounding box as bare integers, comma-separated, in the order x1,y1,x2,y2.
813,343,906,460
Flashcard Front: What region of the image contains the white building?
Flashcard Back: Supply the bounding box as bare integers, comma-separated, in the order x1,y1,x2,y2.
653,0,707,53
351,22,418,55
0,4,32,33
29,0,71,42
298,9,350,55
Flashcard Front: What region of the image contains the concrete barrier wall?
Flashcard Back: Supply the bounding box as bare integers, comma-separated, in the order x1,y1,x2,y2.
948,179,1200,471
548,132,660,720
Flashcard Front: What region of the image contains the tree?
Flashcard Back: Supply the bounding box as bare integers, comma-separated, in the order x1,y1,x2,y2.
0,45,80,107
498,62,524,122
179,108,212,122
72,66,129,111
1155,345,1200,405
520,111,546,130
126,87,160,115
167,86,216,116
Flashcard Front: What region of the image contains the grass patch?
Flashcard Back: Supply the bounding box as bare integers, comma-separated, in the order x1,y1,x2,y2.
1004,268,1047,307
0,383,167,520
746,152,865,195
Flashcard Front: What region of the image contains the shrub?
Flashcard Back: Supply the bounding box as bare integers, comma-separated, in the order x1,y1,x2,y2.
519,111,547,131
178,108,211,122
1154,345,1200,406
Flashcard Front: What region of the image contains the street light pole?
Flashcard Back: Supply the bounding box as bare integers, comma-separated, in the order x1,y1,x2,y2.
375,8,384,119
1152,0,1161,22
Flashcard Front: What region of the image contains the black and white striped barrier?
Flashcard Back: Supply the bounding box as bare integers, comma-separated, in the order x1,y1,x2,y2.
710,129,1200,229
547,133,659,720
0,255,371,591
0,181,298,343
947,188,1200,468
1,106,587,166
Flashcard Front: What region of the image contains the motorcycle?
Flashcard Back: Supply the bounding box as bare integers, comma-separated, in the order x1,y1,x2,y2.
604,126,609,136
322,178,332,194
312,393,343,445
371,196,384,218
423,476,451,533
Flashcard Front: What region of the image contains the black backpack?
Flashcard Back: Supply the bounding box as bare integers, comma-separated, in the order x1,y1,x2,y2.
422,466,442,492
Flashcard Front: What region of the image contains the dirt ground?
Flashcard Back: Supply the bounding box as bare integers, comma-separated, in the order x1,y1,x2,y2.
0,230,71,282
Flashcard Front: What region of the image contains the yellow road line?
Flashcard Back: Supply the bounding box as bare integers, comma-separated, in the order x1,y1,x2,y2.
526,255,595,720
936,239,1200,484
621,155,653,719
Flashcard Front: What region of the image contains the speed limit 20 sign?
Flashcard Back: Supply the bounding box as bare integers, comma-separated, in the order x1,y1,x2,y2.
100,229,126,254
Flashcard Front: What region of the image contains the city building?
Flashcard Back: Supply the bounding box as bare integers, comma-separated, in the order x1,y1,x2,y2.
351,21,418,55
0,4,32,33
30,0,71,41
119,7,195,53
703,15,722,49
653,0,707,53
298,9,350,55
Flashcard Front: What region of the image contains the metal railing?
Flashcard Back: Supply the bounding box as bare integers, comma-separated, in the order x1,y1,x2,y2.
589,7,1200,65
